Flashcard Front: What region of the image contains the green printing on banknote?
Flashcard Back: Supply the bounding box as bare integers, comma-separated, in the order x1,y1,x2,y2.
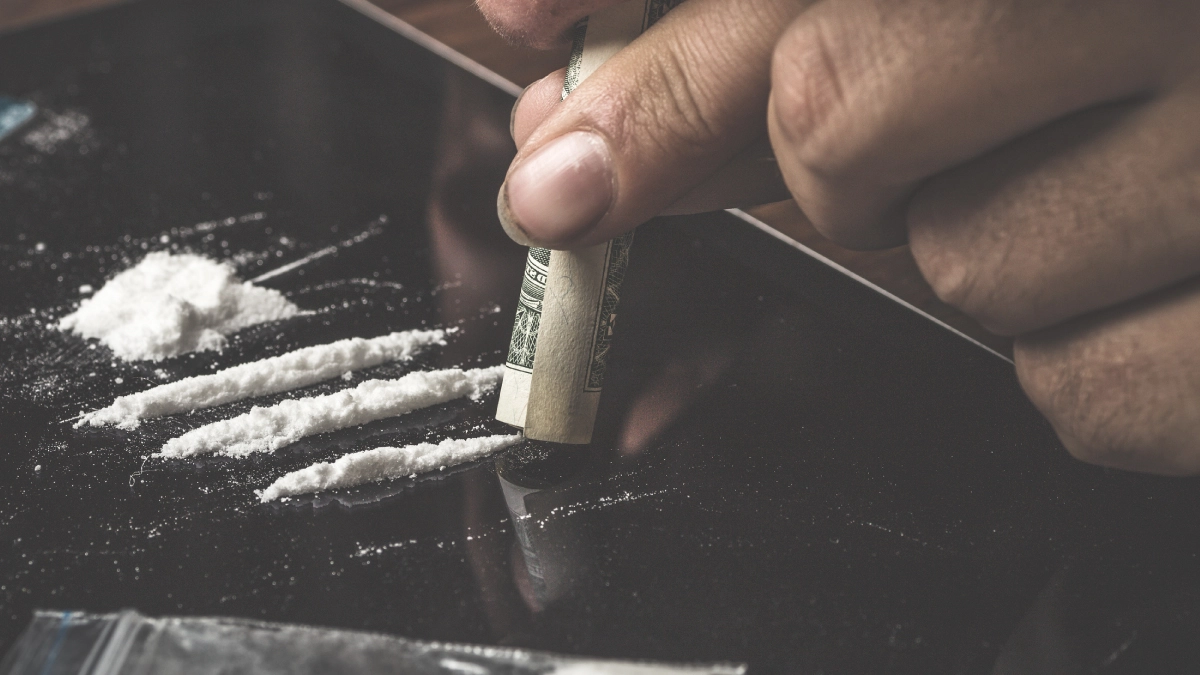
643,0,685,29
562,19,589,98
565,0,680,100
585,231,634,391
506,246,550,373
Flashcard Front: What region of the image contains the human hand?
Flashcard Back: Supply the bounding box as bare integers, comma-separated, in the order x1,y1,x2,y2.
480,0,1200,475
763,0,1200,475
480,0,802,248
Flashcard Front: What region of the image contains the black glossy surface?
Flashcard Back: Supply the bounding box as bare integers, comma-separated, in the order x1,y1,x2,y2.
2,1,1200,673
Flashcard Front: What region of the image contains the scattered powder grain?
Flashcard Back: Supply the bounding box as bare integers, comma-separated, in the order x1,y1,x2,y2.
157,366,504,459
77,329,451,429
58,251,299,361
257,434,523,502
23,110,89,153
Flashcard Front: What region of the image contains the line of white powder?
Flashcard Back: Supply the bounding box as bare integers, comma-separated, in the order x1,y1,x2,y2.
77,329,451,429
257,434,523,502
156,366,504,459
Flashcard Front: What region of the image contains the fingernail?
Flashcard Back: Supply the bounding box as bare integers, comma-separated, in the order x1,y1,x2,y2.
502,131,614,246
497,184,534,246
509,88,526,141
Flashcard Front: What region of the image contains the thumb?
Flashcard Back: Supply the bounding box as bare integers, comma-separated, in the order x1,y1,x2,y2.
498,0,802,249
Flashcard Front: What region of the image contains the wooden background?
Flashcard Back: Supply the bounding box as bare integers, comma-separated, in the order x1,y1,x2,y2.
0,0,1010,355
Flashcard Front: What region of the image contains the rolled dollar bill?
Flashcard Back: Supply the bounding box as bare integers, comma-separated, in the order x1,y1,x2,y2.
496,0,683,443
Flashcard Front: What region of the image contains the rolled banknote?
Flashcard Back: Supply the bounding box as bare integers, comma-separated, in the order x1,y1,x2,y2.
496,0,683,443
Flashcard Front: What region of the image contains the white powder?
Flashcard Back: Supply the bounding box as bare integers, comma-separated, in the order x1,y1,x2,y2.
257,434,523,502
23,110,89,153
58,251,300,361
77,329,451,429
157,365,504,459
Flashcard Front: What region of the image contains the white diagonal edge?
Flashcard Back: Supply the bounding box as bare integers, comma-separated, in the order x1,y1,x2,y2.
727,208,1011,362
337,0,523,97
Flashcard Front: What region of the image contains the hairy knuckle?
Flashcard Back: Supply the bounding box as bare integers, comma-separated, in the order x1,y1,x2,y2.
1015,342,1127,466
1015,334,1193,474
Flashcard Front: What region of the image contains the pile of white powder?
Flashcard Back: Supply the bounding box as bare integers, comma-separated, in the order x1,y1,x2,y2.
257,434,523,502
54,248,521,502
77,328,451,429
59,251,299,361
157,365,505,459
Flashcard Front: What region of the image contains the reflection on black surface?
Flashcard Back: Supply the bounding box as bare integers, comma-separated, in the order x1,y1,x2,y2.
2,1,1200,673
496,444,593,613
994,556,1200,675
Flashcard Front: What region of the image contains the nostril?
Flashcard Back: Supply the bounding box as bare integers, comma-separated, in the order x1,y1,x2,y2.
475,0,625,50
474,0,581,50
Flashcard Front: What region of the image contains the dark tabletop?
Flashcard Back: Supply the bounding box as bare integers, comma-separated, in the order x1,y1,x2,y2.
1,1,1199,673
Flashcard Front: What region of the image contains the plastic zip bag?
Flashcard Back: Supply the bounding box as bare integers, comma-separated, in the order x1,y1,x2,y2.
1,610,746,675
0,97,36,142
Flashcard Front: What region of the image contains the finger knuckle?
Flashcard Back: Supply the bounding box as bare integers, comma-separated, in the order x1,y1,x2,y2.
585,38,725,164
650,45,724,151
908,201,1032,336
769,17,852,176
909,231,989,321
1015,334,1196,475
